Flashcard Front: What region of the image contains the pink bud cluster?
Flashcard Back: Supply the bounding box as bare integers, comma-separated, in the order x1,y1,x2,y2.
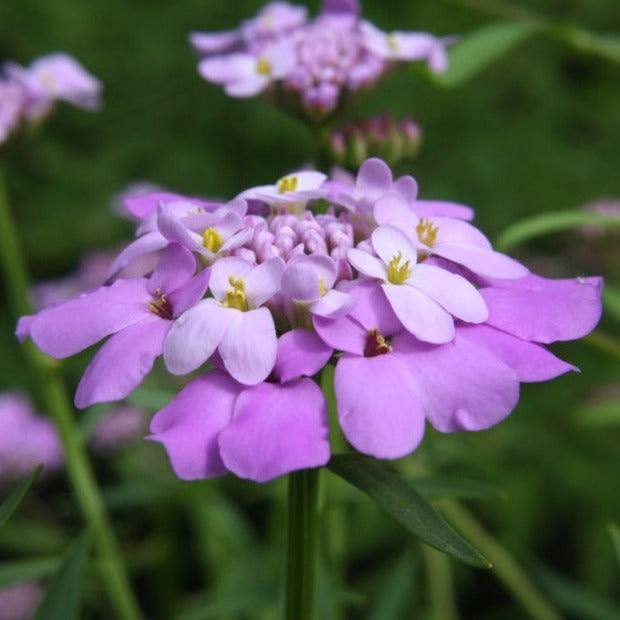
18,158,603,482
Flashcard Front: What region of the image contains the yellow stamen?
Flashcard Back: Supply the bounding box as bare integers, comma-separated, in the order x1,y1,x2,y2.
364,328,393,357
416,219,439,247
386,33,400,52
256,57,272,75
223,275,248,311
148,289,173,320
277,175,298,194
202,227,223,253
318,279,327,297
387,251,411,285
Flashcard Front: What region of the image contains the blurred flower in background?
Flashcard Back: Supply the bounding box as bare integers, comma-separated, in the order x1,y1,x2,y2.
0,581,44,620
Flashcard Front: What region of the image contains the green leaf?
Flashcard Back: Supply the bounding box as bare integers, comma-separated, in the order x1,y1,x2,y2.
573,399,620,427
327,454,491,568
411,474,506,501
495,210,620,251
554,25,620,65
33,532,92,620
607,522,620,567
367,551,418,620
0,465,42,528
429,21,539,87
0,557,60,588
602,285,620,325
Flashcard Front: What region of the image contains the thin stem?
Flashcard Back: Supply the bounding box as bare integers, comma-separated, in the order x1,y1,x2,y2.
0,164,143,620
285,468,320,620
422,544,459,620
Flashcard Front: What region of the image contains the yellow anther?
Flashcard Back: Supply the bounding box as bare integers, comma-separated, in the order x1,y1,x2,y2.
416,219,439,247
318,278,327,297
387,251,411,285
202,227,223,253
277,175,298,194
386,33,400,52
148,289,173,320
223,275,248,311
364,328,393,357
256,57,272,75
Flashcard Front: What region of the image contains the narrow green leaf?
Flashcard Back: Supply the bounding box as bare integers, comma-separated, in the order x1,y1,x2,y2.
411,474,506,500
573,399,620,427
429,21,539,87
554,25,620,65
0,557,60,588
368,551,418,620
33,532,92,620
607,522,620,567
327,454,490,568
0,465,42,528
495,210,620,251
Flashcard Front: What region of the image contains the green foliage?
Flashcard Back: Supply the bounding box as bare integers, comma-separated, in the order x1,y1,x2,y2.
0,466,42,528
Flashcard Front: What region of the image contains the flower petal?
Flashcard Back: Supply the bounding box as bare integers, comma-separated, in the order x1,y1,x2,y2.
371,225,418,266
396,333,520,432
434,243,528,279
105,231,167,280
148,243,196,296
411,264,488,323
163,299,232,375
218,379,330,482
382,283,454,344
414,200,474,221
273,329,333,382
313,314,366,355
457,324,576,382
356,158,393,197
209,256,254,302
335,354,425,458
29,279,149,358
218,308,277,385
168,266,211,317
309,288,355,317
245,257,285,308
75,317,170,408
149,371,241,480
347,248,386,280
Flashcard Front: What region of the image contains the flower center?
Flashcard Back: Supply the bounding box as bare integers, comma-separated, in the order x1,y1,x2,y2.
223,275,248,311
386,33,400,52
416,219,439,247
202,227,223,253
148,289,173,320
256,57,272,76
318,278,327,297
364,328,392,357
277,175,298,194
387,251,411,285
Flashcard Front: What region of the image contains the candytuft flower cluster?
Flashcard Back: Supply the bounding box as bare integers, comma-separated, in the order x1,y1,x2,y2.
18,158,603,482
0,52,101,145
190,0,452,117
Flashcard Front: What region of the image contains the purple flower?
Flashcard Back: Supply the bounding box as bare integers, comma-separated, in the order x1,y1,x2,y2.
0,393,62,479
5,53,101,119
0,79,25,144
19,244,210,408
348,225,488,343
163,256,285,384
149,330,331,482
90,405,148,453
0,581,44,620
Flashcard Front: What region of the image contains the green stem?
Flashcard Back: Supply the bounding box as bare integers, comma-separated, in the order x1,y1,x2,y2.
438,499,561,620
0,164,143,620
422,544,459,620
285,468,320,620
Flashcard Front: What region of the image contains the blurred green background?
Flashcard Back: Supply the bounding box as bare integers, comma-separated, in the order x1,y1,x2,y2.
1,0,619,618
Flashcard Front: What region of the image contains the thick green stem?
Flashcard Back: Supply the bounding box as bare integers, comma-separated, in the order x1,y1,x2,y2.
285,468,320,620
0,165,143,620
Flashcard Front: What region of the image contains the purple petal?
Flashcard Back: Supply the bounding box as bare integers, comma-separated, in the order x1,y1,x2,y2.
310,289,355,317
123,192,207,220
347,281,402,335
281,259,322,301
245,257,285,308
75,317,170,408
356,158,393,197
457,324,576,382
168,267,211,317
209,257,253,302
414,200,474,221
335,354,425,458
163,299,232,375
148,243,196,296
383,283,454,344
149,371,241,480
371,225,418,266
157,204,202,251
273,329,333,383
218,308,277,385
320,0,360,16
15,315,35,342
433,217,492,248
313,314,365,355
393,175,418,204
29,279,150,358
347,248,386,280
396,334,520,433
105,232,167,280
481,277,603,343
412,264,488,323
434,243,528,279
189,30,240,54
374,194,418,229
218,379,330,482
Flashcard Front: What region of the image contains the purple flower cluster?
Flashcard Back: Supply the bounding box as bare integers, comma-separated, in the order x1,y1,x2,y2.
18,158,603,482
191,0,452,115
0,53,101,145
